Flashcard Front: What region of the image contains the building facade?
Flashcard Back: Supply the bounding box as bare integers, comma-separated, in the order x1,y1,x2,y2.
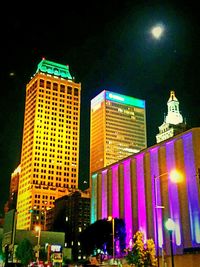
156,90,187,143
4,165,21,213
91,127,200,256
16,59,81,230
90,90,147,174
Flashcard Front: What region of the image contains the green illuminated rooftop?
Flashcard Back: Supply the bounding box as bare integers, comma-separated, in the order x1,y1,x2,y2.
36,58,72,79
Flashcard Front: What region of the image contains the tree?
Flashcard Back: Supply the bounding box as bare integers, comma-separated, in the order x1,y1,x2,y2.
144,239,157,267
125,231,157,267
15,238,35,266
0,235,5,264
79,218,126,257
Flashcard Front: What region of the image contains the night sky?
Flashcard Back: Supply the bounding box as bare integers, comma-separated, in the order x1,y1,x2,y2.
1,1,200,214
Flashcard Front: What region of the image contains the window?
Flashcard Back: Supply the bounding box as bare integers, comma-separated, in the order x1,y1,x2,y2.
40,79,44,87
74,88,79,96
67,86,72,94
60,85,65,93
46,81,51,89
53,83,58,91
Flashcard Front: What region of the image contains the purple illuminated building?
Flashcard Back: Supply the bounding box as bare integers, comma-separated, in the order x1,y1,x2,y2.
91,127,200,255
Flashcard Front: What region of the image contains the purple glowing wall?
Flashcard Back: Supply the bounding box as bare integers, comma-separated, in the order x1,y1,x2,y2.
183,133,200,244
102,170,108,219
136,154,147,240
149,147,164,248
166,140,182,248
123,159,133,245
112,165,119,218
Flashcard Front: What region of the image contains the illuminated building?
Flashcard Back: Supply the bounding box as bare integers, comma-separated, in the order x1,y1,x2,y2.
16,59,81,230
156,90,187,143
4,165,21,212
90,90,147,174
91,127,200,258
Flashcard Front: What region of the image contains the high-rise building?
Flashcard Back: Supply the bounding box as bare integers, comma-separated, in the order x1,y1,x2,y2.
156,90,187,143
90,90,146,174
16,59,81,230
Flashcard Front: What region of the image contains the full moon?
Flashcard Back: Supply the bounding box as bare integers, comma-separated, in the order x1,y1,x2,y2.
151,25,164,39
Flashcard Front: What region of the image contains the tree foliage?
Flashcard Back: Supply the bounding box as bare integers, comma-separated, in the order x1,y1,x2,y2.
0,236,5,263
125,231,157,267
15,238,35,266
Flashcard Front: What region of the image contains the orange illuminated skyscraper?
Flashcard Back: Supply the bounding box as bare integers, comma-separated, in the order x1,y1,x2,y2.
90,90,147,174
16,59,81,230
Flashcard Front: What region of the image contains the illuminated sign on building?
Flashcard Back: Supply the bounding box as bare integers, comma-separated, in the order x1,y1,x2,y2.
105,91,145,108
91,90,145,111
51,244,62,252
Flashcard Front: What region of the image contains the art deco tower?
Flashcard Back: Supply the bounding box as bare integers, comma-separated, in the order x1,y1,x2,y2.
90,90,147,174
16,59,81,230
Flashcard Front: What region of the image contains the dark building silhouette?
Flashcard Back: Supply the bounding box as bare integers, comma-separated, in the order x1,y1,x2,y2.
47,189,90,261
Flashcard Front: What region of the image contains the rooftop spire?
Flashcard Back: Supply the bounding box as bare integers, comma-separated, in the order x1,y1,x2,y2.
168,90,178,102
166,90,183,125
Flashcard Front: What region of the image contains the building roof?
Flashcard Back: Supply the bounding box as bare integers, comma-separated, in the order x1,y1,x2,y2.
36,58,72,80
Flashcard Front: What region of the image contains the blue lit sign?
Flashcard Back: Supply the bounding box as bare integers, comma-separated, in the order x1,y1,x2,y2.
105,91,145,108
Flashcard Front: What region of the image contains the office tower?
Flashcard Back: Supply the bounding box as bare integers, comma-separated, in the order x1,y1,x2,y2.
90,90,146,174
156,90,187,143
16,59,81,230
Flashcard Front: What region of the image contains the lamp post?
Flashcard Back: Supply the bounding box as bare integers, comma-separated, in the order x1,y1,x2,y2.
35,225,41,264
154,174,165,267
108,216,115,260
154,170,183,267
165,218,176,267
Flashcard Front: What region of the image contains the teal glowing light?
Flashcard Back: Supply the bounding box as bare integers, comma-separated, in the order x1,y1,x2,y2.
36,58,72,79
105,91,145,108
91,173,98,224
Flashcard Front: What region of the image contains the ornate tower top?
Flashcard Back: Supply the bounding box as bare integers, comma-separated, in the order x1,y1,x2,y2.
165,90,183,125
36,58,73,80
156,90,187,143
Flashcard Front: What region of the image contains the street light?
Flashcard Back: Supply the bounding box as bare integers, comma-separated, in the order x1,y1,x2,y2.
35,225,41,264
108,216,115,260
165,218,176,267
154,170,183,267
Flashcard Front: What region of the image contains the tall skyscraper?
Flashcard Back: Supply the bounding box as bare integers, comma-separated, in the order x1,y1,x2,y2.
16,59,81,230
156,90,187,143
90,90,146,174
